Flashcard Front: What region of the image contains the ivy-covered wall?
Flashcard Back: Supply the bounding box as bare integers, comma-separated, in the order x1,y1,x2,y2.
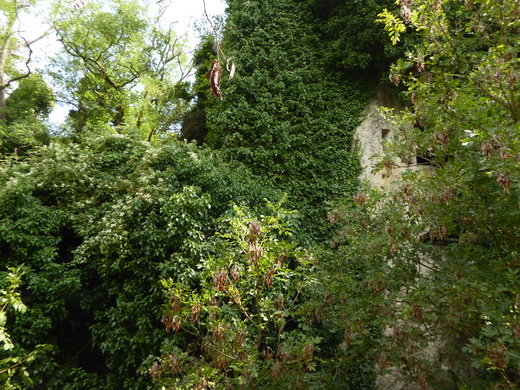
201,0,395,243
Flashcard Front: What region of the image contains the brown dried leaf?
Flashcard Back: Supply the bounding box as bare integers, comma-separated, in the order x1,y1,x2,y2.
206,59,223,99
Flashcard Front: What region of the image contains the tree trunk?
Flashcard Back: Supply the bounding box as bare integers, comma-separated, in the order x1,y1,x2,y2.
114,104,125,127
0,31,13,121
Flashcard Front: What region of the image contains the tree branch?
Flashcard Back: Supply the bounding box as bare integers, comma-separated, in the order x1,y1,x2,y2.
9,27,53,55
4,35,34,89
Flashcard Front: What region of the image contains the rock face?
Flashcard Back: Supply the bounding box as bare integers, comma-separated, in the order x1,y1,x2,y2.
355,84,426,190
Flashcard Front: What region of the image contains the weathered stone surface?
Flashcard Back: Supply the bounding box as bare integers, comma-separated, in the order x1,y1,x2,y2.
355,84,426,190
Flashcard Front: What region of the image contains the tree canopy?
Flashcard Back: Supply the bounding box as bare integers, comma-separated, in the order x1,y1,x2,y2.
50,0,191,140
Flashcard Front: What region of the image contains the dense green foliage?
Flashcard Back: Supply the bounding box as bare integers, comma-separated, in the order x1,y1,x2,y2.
1,0,518,389
0,267,50,389
0,0,38,120
151,203,326,388
0,0,55,155
0,74,55,155
0,134,281,388
4,74,54,122
305,0,398,72
330,0,520,388
179,35,218,146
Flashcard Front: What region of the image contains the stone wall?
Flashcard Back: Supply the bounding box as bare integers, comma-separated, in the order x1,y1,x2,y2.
355,84,426,190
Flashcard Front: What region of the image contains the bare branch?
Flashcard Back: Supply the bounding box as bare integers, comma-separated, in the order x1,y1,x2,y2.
202,0,221,60
4,35,34,89
9,27,53,55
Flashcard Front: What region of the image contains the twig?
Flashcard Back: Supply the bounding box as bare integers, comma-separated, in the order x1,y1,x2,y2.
202,0,223,61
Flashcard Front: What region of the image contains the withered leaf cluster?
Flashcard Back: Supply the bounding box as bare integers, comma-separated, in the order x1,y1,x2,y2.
206,59,223,99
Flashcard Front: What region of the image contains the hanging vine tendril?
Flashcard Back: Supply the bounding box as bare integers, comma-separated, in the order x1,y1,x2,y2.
202,0,235,99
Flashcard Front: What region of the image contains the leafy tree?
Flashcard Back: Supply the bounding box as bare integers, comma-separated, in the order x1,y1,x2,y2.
0,74,55,155
0,0,54,155
51,0,191,139
179,35,218,145
331,0,520,388
4,74,54,121
0,0,50,121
